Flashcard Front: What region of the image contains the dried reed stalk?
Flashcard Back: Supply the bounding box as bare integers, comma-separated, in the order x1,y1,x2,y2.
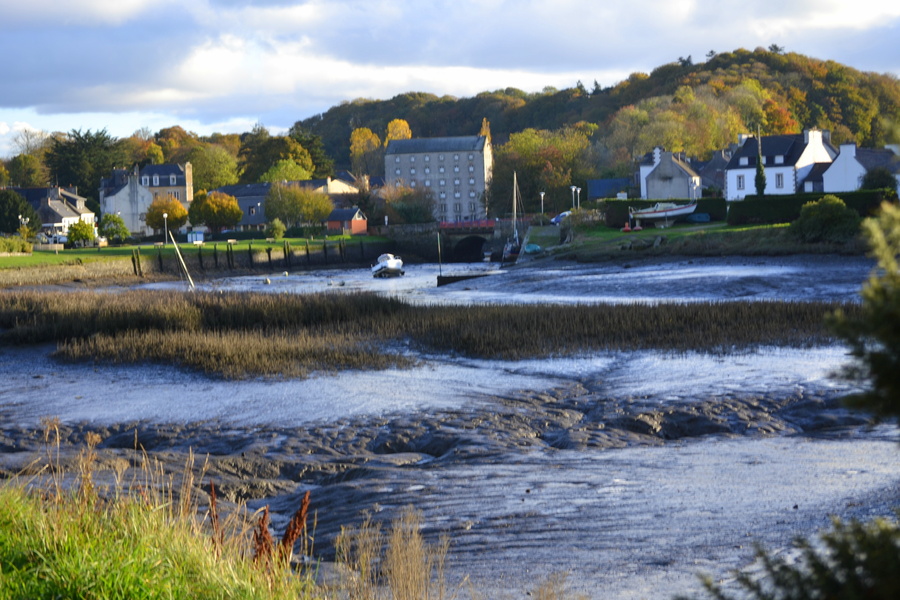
278,490,311,563
209,480,223,556
252,506,275,568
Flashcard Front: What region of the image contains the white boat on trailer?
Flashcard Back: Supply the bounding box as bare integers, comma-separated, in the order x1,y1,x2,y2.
372,253,404,278
628,200,698,229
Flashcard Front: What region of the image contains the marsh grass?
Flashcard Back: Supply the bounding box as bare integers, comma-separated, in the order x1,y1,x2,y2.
0,289,855,378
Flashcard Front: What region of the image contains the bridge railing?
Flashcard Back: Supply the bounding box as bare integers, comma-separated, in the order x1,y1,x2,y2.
438,219,496,231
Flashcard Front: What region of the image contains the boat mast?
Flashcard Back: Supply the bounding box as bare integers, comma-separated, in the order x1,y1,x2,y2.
512,171,519,245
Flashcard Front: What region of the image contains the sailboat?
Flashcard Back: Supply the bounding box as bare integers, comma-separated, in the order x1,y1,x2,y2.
502,172,523,264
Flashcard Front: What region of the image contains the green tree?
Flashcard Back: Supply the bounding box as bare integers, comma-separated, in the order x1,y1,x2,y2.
240,135,314,184
349,127,382,176
830,201,900,419
186,145,240,191
861,166,899,193
260,159,312,183
7,153,47,187
44,129,125,211
288,125,334,178
98,213,130,242
381,185,435,224
188,191,243,234
145,195,188,233
0,162,9,186
266,218,286,240
67,219,95,245
754,136,766,196
264,184,332,228
0,189,39,235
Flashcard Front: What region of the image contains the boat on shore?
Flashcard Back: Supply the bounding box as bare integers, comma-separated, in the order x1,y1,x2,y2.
372,253,404,278
628,200,698,229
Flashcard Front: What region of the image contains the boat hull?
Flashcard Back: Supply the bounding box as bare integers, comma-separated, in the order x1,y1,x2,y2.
372,254,404,278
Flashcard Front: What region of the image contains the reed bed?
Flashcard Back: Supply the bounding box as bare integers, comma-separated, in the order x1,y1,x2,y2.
0,289,856,378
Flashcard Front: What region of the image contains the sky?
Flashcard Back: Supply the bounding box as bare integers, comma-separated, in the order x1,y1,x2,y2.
1,0,900,159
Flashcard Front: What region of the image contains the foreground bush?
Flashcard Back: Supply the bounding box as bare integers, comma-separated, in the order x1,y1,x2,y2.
682,516,900,600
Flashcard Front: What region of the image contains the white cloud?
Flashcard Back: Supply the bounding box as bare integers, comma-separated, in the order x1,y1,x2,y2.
0,0,176,26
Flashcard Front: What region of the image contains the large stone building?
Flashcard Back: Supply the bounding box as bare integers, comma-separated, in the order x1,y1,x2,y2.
99,163,194,236
384,135,492,222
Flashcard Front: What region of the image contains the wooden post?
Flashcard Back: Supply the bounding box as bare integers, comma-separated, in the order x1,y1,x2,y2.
305,239,311,266
213,243,219,268
266,247,273,269
157,246,164,272
248,242,253,269
198,245,204,270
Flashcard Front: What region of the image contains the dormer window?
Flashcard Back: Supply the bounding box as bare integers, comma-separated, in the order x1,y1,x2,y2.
170,175,176,185
152,175,159,186
141,176,149,186
775,155,784,164
739,157,749,166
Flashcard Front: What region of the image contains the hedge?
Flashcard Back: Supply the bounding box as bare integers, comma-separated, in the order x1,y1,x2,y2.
727,189,896,225
598,197,727,228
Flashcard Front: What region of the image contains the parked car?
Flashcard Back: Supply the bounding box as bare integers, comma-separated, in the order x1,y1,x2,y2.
550,211,571,225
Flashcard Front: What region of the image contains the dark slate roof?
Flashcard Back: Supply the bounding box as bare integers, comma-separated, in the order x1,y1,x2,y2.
856,148,900,173
587,178,631,198
11,186,83,212
725,134,808,169
140,164,186,178
214,183,272,199
803,162,831,183
327,208,366,221
384,136,487,155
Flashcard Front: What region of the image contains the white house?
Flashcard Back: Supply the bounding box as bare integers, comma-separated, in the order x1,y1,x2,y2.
823,143,900,195
384,135,492,222
99,166,155,236
14,186,95,237
644,151,702,200
724,129,837,200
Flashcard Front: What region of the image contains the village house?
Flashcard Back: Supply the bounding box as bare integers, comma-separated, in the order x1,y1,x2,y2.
644,151,702,200
325,207,367,235
384,135,492,222
823,143,900,195
724,129,837,200
13,186,95,238
98,166,155,237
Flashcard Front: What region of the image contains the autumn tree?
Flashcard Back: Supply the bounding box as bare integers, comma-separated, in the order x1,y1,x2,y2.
240,134,314,184
378,184,435,224
145,195,188,233
288,125,334,178
349,127,383,176
384,119,412,145
188,190,243,234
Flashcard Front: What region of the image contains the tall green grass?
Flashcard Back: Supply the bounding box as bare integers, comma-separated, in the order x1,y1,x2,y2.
0,289,855,378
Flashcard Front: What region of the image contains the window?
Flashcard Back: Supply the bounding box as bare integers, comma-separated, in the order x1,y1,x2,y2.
454,166,460,173
739,157,749,167
425,180,431,186
439,179,446,186
737,175,745,190
169,175,176,185
453,154,459,161
141,176,149,186
468,154,474,160
439,166,445,174
439,204,447,213
139,213,146,222
410,156,415,163
153,175,159,186
469,202,476,212
249,206,257,216
395,156,400,163
395,168,401,175
454,178,460,185
410,181,417,187
468,165,474,172
439,154,444,161
775,155,784,165
172,191,180,200
469,191,476,198
410,168,416,175
454,203,461,212
424,167,430,174
775,173,784,188
454,192,461,198
440,192,447,199
424,155,430,162
468,178,475,185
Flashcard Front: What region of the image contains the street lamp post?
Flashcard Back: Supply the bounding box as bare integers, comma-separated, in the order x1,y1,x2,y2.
576,187,581,209
539,191,545,215
163,212,168,245
570,185,576,209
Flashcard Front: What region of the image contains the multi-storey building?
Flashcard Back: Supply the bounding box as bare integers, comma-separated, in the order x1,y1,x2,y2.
384,135,492,222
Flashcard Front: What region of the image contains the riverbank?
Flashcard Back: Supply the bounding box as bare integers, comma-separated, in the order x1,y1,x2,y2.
1,255,895,599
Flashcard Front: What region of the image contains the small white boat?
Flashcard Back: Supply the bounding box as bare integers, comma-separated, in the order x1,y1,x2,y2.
372,253,404,278
629,201,698,228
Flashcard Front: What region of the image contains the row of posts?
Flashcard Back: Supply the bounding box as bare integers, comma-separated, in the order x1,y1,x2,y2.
133,239,373,276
